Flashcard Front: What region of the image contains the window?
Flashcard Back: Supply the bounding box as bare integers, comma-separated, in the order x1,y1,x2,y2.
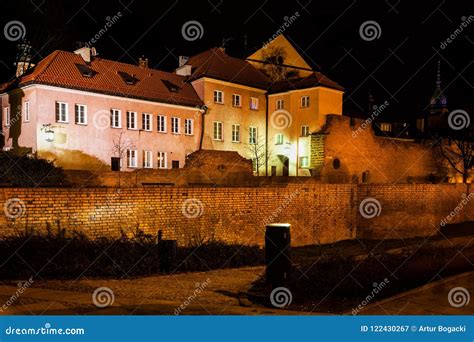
380,123,392,132
275,133,284,145
252,158,258,172
184,118,194,135
55,102,68,123
127,111,137,129
276,99,284,110
24,102,30,122
213,121,223,141
301,96,310,108
110,109,121,128
250,97,259,110
143,150,153,168
142,113,152,131
300,156,309,168
4,106,10,126
157,151,167,169
75,104,87,125
232,94,241,107
171,117,180,134
231,124,240,143
249,126,257,144
301,125,310,137
333,158,341,169
157,115,167,133
127,149,137,168
214,90,223,104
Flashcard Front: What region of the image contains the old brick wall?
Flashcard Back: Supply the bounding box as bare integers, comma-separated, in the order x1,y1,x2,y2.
0,184,472,246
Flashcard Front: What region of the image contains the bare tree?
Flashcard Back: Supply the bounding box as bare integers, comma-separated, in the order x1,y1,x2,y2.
111,132,136,186
438,136,473,183
244,131,268,176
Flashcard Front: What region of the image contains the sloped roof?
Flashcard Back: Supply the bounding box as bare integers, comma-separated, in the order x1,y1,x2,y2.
1,50,203,108
187,47,269,89
269,72,344,93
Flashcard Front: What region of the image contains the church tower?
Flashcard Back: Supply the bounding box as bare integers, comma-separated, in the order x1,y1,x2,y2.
428,60,447,115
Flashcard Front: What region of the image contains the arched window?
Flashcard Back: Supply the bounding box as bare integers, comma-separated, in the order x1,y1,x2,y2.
332,158,340,169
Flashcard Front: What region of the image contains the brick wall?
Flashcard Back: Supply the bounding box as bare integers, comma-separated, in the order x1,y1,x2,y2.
0,184,472,246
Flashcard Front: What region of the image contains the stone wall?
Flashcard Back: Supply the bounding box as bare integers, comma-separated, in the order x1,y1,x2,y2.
0,184,472,246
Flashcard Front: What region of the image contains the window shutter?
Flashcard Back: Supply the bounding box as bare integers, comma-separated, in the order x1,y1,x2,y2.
75,105,79,123
55,102,60,122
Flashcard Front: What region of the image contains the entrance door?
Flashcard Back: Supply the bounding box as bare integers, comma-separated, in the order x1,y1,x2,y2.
172,160,180,169
282,157,289,176
271,166,277,176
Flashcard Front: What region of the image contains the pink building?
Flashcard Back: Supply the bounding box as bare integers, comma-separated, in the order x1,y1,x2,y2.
0,47,204,171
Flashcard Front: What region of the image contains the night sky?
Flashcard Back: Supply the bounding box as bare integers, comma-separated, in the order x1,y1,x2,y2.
0,0,472,116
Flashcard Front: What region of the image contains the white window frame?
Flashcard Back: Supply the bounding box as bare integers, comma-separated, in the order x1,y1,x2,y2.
214,90,224,104
213,121,223,141
301,125,310,137
231,124,240,143
301,96,310,108
75,104,87,125
275,133,284,145
24,101,30,122
157,115,167,133
184,118,194,135
4,106,10,126
250,97,259,110
142,113,152,131
143,150,153,168
127,111,138,130
249,126,257,145
110,109,122,128
171,117,180,134
157,151,167,169
300,156,309,168
56,102,69,123
232,94,241,107
276,99,284,110
127,149,138,168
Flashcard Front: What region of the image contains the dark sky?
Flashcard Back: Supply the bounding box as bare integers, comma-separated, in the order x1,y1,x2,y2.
0,0,472,115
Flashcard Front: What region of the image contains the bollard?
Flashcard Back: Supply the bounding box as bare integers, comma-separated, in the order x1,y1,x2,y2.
265,223,291,288
157,230,177,274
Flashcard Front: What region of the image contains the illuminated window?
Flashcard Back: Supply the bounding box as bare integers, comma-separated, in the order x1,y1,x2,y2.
143,150,153,168
171,117,180,134
275,133,284,145
157,151,167,169
110,109,121,128
380,123,392,132
300,156,309,168
127,111,137,130
250,97,259,110
232,124,240,143
301,96,310,108
75,104,87,125
142,113,152,131
24,102,30,122
127,149,138,168
157,115,167,132
4,106,10,126
232,94,241,107
249,126,257,144
55,102,68,123
301,125,310,137
214,90,224,104
276,99,284,110
185,118,194,135
252,158,258,172
213,121,223,140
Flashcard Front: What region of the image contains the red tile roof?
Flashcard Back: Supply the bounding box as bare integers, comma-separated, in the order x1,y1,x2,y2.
2,50,204,108
187,47,269,90
269,72,344,93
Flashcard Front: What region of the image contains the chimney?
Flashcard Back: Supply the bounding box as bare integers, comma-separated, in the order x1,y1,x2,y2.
139,56,149,68
179,56,189,67
74,46,97,63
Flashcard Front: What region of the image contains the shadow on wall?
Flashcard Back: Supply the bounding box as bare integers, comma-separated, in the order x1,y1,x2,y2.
38,149,109,171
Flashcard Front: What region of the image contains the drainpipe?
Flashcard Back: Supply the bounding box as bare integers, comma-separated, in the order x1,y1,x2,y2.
198,105,207,150
265,93,269,176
